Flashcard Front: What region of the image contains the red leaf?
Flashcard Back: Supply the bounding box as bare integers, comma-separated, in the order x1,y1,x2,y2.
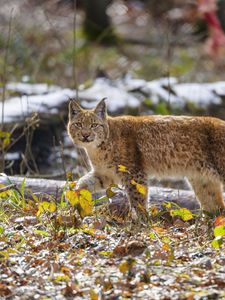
214,216,225,227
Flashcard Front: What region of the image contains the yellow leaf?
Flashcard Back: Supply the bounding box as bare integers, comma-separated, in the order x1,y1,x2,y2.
119,258,136,273
89,289,98,300
136,183,147,196
162,243,170,252
98,251,112,257
131,180,147,197
69,181,77,189
36,201,56,216
48,202,56,212
119,261,130,273
0,184,12,198
0,131,10,139
79,189,93,218
0,131,11,149
118,164,130,173
66,189,93,218
66,190,79,206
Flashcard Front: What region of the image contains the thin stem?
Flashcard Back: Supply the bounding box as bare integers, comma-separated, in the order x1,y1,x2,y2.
1,9,14,129
73,0,79,99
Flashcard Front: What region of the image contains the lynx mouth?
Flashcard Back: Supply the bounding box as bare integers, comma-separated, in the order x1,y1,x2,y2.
80,137,94,143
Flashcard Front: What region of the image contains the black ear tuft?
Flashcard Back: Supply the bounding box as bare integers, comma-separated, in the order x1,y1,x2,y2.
94,98,107,119
69,100,82,116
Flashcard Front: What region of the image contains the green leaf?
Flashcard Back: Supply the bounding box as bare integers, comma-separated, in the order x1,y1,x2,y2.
214,225,225,237
155,102,170,115
34,229,49,237
0,225,4,234
163,201,172,209
211,237,223,248
53,275,70,282
21,178,26,208
0,131,10,139
149,232,157,240
94,196,108,205
170,208,193,221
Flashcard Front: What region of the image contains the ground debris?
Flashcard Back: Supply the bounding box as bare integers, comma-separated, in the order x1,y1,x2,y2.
0,196,225,300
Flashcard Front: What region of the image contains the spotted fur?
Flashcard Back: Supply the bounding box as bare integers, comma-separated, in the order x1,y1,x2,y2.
68,99,225,218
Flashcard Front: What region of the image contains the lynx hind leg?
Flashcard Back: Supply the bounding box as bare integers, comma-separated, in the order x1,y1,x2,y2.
188,177,225,212
122,173,149,221
126,183,148,212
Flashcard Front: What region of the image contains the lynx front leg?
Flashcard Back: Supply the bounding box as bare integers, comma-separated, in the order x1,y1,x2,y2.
76,171,112,192
188,177,225,212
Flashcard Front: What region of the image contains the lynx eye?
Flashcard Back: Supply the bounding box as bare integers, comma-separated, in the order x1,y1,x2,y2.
74,122,82,128
91,123,99,129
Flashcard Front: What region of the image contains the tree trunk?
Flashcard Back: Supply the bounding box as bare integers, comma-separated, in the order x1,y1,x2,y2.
218,0,225,32
83,0,116,44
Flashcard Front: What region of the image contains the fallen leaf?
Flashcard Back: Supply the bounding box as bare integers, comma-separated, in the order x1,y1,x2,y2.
211,237,223,248
214,225,225,237
89,288,98,300
170,208,193,221
214,216,225,227
0,283,12,297
118,164,130,173
126,240,146,256
131,180,147,197
66,189,93,218
119,258,136,273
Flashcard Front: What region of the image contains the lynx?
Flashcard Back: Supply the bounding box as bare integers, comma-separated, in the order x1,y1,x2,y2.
68,99,225,219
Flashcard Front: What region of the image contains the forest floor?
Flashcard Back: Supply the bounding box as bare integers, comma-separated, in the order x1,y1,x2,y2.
0,182,225,300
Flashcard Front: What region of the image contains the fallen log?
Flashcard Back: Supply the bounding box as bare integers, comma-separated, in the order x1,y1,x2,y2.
0,175,66,197
2,175,223,212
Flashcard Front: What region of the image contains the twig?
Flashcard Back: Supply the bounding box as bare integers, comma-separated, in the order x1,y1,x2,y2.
6,113,39,151
165,18,172,109
72,0,79,98
0,9,14,173
1,8,14,129
72,1,89,174
60,140,67,178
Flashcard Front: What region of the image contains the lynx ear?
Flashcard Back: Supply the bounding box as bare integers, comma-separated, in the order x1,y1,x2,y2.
94,98,107,119
69,100,82,116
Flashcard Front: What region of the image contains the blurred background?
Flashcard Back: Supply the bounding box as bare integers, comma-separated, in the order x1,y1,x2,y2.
0,0,225,180
1,0,225,84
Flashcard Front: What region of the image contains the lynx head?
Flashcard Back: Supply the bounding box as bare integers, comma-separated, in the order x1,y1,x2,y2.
68,98,109,147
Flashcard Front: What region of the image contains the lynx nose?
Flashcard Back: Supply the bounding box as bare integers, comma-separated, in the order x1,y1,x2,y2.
82,133,90,139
